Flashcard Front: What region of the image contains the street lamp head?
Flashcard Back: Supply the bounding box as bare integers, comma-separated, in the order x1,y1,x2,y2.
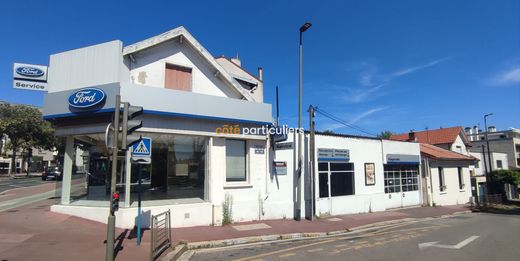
300,22,312,33
484,113,494,118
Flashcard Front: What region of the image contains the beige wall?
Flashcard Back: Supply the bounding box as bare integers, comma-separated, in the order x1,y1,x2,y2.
429,161,472,206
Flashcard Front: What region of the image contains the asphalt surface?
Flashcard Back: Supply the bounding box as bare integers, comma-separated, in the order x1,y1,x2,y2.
0,176,51,193
190,212,520,261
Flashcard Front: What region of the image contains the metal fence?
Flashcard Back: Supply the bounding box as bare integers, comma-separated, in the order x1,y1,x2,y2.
471,194,503,207
150,210,172,261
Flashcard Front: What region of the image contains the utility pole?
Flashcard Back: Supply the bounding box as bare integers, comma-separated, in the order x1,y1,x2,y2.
308,105,316,221
484,113,493,194
276,86,280,127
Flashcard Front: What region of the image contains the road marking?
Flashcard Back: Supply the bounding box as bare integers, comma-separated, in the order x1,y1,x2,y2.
279,253,296,258
8,185,24,188
419,236,479,250
334,243,348,248
232,224,450,260
307,248,323,252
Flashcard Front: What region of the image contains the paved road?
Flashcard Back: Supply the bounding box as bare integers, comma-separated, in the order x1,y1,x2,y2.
190,212,520,261
0,176,52,193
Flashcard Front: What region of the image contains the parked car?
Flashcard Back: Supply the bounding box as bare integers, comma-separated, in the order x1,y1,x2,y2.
42,166,63,181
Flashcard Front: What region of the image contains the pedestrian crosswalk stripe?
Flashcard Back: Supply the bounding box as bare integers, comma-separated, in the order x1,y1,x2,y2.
134,140,149,154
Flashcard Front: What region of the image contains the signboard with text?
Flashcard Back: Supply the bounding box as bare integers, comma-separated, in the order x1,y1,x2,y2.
13,63,48,91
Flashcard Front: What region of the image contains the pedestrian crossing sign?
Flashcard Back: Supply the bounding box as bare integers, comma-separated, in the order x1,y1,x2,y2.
132,137,152,157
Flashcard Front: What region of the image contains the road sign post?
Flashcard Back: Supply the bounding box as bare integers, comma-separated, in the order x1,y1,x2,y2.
130,137,152,246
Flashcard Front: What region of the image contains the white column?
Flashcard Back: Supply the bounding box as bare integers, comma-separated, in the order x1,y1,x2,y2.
61,136,74,205
124,150,131,208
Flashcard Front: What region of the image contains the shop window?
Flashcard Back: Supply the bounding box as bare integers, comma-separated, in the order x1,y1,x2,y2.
458,167,465,190
384,165,419,193
226,139,247,182
317,161,354,198
438,167,446,192
165,64,192,91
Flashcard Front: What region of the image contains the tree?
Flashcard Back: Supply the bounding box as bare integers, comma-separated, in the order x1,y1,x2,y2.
322,130,335,134
0,104,58,176
490,169,520,196
377,130,393,139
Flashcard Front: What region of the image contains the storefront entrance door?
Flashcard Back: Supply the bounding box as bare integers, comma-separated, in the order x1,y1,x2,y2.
384,165,420,209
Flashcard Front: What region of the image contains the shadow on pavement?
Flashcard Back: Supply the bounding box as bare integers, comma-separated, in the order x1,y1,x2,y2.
472,200,520,215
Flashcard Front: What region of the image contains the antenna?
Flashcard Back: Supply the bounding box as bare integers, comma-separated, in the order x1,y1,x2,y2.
276,86,280,127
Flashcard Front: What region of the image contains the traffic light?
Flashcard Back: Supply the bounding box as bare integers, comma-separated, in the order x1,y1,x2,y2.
121,102,143,149
111,192,120,214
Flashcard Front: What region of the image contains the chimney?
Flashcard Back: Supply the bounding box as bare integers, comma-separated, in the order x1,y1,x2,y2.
408,130,417,142
258,67,263,81
465,127,473,141
473,125,479,135
231,55,241,67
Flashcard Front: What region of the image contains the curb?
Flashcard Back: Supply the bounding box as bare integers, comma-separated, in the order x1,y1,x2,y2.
174,209,472,260
160,244,187,261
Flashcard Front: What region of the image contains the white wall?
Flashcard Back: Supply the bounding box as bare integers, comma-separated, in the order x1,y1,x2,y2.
48,40,124,92
450,135,469,155
209,137,270,224
127,40,240,99
469,152,509,176
429,161,472,206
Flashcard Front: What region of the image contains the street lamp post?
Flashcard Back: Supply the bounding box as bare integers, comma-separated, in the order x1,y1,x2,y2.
484,113,493,194
297,22,311,221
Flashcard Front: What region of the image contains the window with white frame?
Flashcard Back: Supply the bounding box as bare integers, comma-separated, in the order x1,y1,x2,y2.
384,165,419,193
438,167,446,192
318,162,355,198
458,167,465,190
496,160,503,169
226,139,247,182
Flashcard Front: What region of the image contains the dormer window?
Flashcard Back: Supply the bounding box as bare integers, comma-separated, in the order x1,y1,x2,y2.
165,63,192,91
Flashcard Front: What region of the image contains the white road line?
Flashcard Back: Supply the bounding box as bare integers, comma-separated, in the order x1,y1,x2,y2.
419,236,479,250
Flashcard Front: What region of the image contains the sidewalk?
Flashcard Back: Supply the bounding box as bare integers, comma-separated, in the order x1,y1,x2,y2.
0,198,471,261
172,205,470,244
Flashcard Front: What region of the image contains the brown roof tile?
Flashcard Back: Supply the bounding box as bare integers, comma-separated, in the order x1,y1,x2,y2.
390,126,466,145
420,143,476,161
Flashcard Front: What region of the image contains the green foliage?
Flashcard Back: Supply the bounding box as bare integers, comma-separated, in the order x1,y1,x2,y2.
377,130,393,139
0,103,58,173
222,193,233,225
492,170,520,186
322,130,335,134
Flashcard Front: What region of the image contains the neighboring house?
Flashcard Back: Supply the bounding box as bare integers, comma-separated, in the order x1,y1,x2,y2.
273,132,422,218
390,126,471,155
420,143,474,206
469,151,509,199
465,126,520,170
43,26,274,228
391,127,477,206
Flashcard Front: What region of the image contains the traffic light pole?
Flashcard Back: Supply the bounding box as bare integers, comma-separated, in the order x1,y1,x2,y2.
106,95,121,261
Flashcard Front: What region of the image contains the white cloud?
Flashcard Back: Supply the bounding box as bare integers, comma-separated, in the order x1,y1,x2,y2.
492,67,520,86
391,57,450,77
343,58,450,103
349,106,388,124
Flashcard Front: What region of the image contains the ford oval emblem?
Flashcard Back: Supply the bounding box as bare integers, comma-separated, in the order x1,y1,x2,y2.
68,88,106,108
16,66,44,77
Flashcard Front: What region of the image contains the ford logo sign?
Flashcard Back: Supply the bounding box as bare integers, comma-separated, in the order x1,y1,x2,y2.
16,66,44,77
68,88,106,108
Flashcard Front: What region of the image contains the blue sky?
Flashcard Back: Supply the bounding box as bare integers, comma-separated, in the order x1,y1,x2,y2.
1,0,519,135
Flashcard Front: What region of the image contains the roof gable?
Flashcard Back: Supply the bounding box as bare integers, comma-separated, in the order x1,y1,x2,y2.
420,143,476,161
390,126,467,145
122,26,255,101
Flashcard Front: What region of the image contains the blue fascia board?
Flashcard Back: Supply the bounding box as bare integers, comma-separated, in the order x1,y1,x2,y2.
43,108,272,126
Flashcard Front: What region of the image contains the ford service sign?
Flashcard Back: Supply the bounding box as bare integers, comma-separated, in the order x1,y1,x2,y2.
68,88,106,108
13,63,48,91
16,66,44,77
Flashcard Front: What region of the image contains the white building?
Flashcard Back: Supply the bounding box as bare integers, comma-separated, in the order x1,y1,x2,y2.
43,27,277,228
272,132,422,219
